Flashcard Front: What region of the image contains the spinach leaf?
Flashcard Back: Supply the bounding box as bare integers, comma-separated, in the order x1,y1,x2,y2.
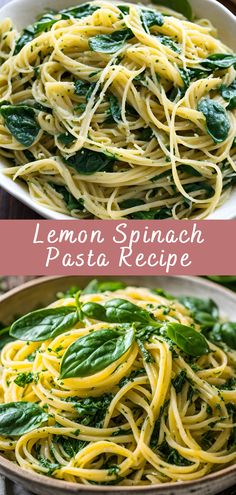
201,54,236,70
106,95,121,123
14,13,59,54
89,29,133,54
178,165,201,177
158,440,193,466
51,184,84,212
14,372,35,388
164,322,210,356
141,10,164,33
209,322,236,351
220,79,236,110
60,327,135,378
0,326,15,351
74,80,96,102
198,98,230,144
10,306,80,341
118,5,130,15
178,296,219,329
60,3,99,19
120,198,146,209
0,402,48,436
152,0,192,20
0,105,40,147
130,207,172,219
38,457,60,476
138,128,154,140
82,298,158,325
152,288,174,300
63,148,116,174
156,35,180,53
54,436,87,457
58,132,75,146
66,394,113,427
82,279,126,294
172,370,187,393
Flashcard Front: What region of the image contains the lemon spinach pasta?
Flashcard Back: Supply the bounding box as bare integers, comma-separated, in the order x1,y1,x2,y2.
0,0,235,218
0,280,236,485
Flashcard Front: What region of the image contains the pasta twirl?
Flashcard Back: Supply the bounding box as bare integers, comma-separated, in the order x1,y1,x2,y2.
0,1,235,219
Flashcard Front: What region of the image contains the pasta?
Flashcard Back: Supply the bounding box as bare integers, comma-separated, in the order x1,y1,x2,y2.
0,1,235,219
0,280,236,486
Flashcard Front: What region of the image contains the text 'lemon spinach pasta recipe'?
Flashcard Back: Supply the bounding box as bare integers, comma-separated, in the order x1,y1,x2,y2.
0,0,235,219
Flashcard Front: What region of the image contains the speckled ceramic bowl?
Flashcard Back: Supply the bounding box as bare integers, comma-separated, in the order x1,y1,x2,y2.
0,0,235,219
0,275,236,495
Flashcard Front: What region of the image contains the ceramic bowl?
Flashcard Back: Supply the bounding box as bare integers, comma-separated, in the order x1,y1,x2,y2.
0,275,236,495
0,0,235,219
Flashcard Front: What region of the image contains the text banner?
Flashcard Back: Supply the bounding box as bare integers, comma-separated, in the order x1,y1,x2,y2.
0,220,235,275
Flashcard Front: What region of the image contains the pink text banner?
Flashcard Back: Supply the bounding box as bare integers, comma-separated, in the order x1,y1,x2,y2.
0,220,235,276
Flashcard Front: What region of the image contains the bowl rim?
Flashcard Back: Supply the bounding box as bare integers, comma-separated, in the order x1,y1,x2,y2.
0,275,236,492
0,0,235,220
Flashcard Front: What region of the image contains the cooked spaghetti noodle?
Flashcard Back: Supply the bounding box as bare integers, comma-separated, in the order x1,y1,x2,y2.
0,1,235,219
0,281,236,485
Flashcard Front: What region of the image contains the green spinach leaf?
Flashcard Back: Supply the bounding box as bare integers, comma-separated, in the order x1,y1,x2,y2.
51,183,84,212
58,132,75,146
220,79,236,110
209,322,236,350
82,298,158,325
0,326,15,351
0,402,48,436
141,10,164,33
158,440,193,466
0,105,40,147
172,370,187,393
201,54,236,70
60,3,99,19
82,279,126,294
164,322,210,356
106,95,121,123
152,0,192,20
10,306,80,342
198,98,230,143
63,148,116,174
60,327,135,378
66,394,113,427
178,296,219,329
89,29,133,54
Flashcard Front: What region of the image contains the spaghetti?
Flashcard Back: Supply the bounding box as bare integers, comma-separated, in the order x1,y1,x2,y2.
0,1,235,219
0,281,236,485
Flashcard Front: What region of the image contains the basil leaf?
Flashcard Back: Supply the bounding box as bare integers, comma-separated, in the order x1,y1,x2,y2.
60,327,135,378
141,10,164,33
201,54,236,70
152,288,174,300
82,279,126,294
63,148,116,174
198,98,230,143
60,3,99,19
10,306,79,341
89,29,133,54
165,322,210,356
209,322,236,350
220,79,236,110
152,0,192,20
51,184,84,211
106,95,121,123
0,402,48,436
82,298,157,325
0,105,40,147
58,132,75,146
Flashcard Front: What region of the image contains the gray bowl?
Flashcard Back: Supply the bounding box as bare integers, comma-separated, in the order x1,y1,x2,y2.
0,276,236,495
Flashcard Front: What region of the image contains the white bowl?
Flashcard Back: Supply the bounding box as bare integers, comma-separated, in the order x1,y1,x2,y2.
0,0,235,220
0,275,236,495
